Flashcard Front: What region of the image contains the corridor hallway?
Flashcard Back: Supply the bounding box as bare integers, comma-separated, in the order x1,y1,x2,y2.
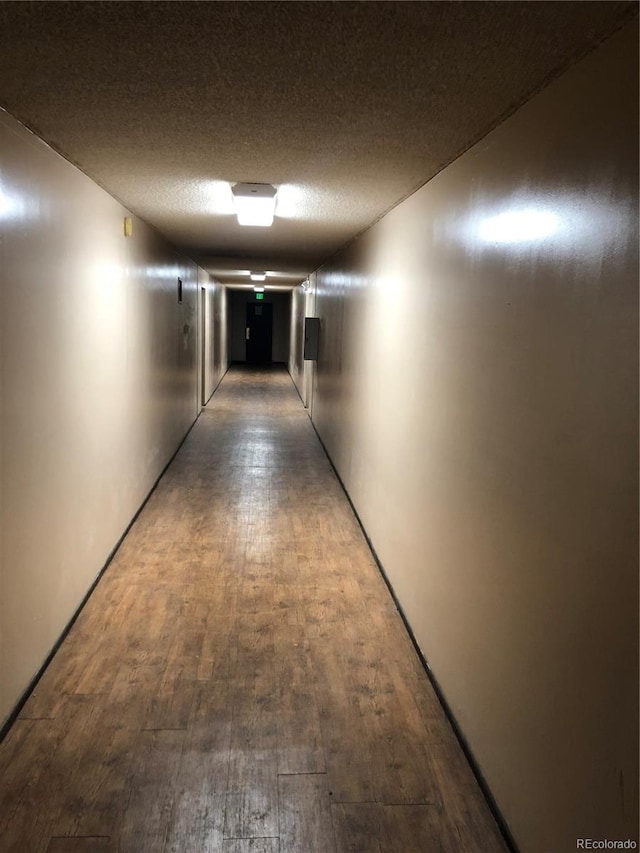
0,366,507,853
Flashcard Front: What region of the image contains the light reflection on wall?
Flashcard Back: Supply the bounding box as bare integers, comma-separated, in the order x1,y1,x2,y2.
478,208,560,244
139,264,182,281
318,269,369,297
88,262,124,344
0,187,26,221
91,261,122,289
466,194,634,264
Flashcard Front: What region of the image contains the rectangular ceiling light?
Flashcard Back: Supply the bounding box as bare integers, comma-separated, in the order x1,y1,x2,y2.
250,271,266,281
232,183,277,227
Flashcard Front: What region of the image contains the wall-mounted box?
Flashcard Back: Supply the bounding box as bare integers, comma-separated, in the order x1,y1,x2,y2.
304,317,320,361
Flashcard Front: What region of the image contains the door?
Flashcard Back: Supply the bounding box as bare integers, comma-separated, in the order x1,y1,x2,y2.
245,301,273,363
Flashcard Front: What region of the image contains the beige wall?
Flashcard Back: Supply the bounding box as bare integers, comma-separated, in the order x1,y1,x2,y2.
308,24,638,853
289,284,305,391
0,109,228,726
288,273,317,410
199,268,229,404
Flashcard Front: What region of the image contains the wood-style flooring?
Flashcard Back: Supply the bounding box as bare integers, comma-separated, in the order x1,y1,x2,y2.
0,365,508,852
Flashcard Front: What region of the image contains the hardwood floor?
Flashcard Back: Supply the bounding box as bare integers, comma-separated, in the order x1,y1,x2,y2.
0,365,508,852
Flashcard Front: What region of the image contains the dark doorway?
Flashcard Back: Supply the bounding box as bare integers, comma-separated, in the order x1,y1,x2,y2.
245,301,273,363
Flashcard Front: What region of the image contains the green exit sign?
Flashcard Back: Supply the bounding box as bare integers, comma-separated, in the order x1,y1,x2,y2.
256,292,264,300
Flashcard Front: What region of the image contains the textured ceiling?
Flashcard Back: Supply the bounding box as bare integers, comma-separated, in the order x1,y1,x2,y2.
0,1,636,288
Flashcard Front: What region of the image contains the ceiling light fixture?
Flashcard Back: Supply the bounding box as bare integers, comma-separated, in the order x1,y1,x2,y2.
253,286,265,293
231,183,277,227
250,271,266,281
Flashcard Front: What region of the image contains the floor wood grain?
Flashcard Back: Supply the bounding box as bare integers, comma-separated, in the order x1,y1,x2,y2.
0,365,507,852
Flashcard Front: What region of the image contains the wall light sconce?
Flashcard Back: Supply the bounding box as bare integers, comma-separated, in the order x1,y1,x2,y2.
232,183,277,227
250,271,266,281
